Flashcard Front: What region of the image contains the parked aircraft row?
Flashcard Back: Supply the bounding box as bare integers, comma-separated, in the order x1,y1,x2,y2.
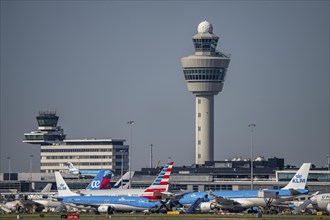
0,168,134,213
178,163,311,212
1,162,329,215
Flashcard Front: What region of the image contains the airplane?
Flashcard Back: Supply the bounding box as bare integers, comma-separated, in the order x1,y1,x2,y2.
65,162,101,176
28,171,113,213
79,162,174,200
177,163,311,212
54,171,161,213
292,192,330,214
0,183,54,213
112,171,134,189
82,170,134,191
84,169,112,190
310,193,330,213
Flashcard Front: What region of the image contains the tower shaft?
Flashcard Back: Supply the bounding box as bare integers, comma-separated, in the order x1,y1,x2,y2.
196,95,214,164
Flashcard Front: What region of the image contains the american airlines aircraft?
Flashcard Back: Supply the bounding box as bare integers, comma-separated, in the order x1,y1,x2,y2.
78,162,174,200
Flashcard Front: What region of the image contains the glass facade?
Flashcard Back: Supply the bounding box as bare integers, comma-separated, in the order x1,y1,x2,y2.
278,172,330,182
36,115,59,127
183,68,226,81
193,38,217,52
41,162,112,167
45,155,111,159
41,148,112,152
205,184,233,191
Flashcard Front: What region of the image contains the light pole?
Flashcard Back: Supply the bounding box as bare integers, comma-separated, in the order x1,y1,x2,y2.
7,157,11,181
248,124,256,190
30,155,34,181
150,144,153,168
327,155,330,183
120,150,125,189
127,120,134,189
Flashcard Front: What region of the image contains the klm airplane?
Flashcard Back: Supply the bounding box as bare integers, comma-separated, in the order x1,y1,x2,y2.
54,162,175,213
55,171,161,213
65,162,101,176
178,163,311,212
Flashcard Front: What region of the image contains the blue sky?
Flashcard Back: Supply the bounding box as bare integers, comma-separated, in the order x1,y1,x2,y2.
1,1,329,172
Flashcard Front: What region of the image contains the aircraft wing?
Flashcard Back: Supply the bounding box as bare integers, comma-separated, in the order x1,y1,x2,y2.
0,205,12,214
162,190,193,199
209,192,237,206
40,183,52,193
62,202,96,211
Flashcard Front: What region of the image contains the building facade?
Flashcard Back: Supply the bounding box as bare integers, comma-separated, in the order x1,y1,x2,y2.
40,139,128,174
23,111,129,174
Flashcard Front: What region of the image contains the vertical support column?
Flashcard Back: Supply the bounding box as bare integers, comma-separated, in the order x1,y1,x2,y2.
195,95,214,164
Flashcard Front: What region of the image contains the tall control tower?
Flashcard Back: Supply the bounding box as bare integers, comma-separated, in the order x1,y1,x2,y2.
181,21,231,165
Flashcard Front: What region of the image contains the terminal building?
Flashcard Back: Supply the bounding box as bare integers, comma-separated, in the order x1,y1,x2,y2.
22,111,128,174
0,158,329,193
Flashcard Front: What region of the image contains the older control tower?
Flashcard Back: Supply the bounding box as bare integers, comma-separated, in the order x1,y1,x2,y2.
181,21,231,165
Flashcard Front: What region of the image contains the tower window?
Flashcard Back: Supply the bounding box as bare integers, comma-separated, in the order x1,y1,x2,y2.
198,113,201,117
198,99,201,104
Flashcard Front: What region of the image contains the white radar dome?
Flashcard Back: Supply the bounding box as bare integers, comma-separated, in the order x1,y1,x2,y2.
197,20,213,33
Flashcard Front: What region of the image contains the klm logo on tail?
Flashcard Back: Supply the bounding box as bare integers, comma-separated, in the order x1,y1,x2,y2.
57,183,67,191
292,174,306,184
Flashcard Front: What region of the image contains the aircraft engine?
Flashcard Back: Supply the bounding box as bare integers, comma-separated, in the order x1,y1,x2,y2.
326,203,330,212
200,202,217,212
97,205,110,213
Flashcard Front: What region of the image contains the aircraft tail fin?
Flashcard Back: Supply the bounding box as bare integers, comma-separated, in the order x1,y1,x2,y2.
65,162,80,175
85,169,112,190
142,161,174,200
41,183,52,193
281,163,311,190
65,162,75,169
55,171,79,197
112,171,134,189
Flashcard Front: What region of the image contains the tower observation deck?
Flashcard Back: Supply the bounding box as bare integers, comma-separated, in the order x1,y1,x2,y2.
23,111,66,145
181,21,231,165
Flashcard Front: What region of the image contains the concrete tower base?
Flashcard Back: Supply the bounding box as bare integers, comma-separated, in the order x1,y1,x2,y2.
196,95,214,164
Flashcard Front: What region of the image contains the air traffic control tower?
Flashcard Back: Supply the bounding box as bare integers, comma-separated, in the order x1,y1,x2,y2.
181,21,231,165
23,111,66,145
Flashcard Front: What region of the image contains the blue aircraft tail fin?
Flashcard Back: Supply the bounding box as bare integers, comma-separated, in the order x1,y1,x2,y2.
85,170,112,190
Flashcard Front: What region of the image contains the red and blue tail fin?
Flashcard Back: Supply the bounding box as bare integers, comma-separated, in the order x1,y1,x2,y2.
142,161,174,200
86,170,112,190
